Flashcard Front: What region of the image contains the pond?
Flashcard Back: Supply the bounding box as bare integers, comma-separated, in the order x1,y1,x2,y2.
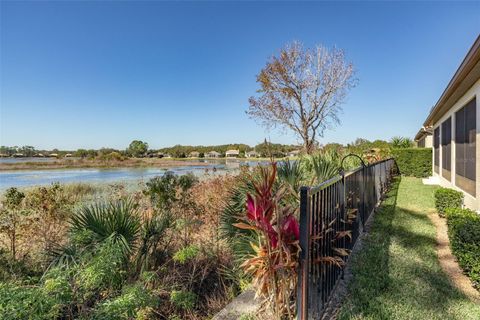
0,159,268,190
0,157,61,163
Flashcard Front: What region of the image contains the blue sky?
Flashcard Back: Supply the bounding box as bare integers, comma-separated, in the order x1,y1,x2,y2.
1,1,479,150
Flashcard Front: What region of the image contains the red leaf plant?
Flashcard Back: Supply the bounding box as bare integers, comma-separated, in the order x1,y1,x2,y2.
233,163,300,319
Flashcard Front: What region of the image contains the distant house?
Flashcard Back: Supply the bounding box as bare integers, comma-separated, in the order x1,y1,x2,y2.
49,153,59,158
65,153,73,158
35,153,45,157
287,150,301,157
206,151,221,158
13,153,24,158
189,151,200,158
246,150,259,158
414,128,433,148
225,150,240,158
416,35,480,210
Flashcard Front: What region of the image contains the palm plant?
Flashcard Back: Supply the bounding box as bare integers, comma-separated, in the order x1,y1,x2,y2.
304,150,342,184
219,175,259,261
391,136,413,148
277,159,305,194
47,243,80,270
136,212,172,272
69,199,140,258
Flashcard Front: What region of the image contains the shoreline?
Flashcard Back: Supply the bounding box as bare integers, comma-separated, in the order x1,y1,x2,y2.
0,157,277,171
0,158,220,171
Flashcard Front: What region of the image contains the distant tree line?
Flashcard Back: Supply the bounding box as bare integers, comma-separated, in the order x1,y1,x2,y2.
156,142,300,158
0,136,414,160
0,146,37,157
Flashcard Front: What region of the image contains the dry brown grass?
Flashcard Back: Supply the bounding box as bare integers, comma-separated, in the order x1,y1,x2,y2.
0,157,212,171
1,173,243,319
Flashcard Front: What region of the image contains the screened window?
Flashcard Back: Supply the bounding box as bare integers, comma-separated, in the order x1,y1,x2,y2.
441,117,452,180
455,98,476,196
434,127,440,173
418,138,425,148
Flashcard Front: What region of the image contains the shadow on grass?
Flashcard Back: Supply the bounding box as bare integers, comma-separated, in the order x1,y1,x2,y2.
338,176,480,320
337,176,400,319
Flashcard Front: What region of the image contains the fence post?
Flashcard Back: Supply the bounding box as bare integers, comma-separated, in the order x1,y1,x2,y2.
362,164,367,228
297,186,310,320
340,171,346,280
295,158,397,319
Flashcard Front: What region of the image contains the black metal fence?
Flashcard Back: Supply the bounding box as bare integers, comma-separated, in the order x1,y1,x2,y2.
297,158,397,319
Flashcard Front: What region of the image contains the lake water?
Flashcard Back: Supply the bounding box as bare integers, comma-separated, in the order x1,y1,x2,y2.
0,159,265,190
0,157,60,163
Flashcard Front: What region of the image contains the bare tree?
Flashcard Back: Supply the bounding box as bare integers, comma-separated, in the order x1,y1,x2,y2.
247,42,356,154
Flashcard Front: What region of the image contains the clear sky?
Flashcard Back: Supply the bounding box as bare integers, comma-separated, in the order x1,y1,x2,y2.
1,1,479,150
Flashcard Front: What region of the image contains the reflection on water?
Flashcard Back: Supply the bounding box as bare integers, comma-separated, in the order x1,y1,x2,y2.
0,159,270,190
0,166,213,190
0,157,60,163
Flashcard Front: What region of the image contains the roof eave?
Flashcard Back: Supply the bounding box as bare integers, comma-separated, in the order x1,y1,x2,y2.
423,34,480,127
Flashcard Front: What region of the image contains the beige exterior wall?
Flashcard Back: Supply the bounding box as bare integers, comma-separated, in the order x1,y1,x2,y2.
425,135,433,148
431,79,480,210
418,135,433,148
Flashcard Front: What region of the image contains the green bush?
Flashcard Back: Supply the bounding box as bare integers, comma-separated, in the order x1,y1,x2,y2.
444,208,480,288
173,245,200,264
93,285,157,319
42,268,73,305
392,148,432,177
0,283,62,320
434,187,464,216
76,241,127,296
170,290,197,310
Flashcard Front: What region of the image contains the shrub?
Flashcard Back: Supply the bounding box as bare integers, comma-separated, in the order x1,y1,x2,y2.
277,159,305,192
391,148,431,177
144,172,179,212
390,136,413,148
0,187,29,261
170,290,197,310
303,150,342,183
0,283,62,320
434,187,464,216
136,214,172,272
233,163,300,318
76,240,127,295
93,285,157,319
444,208,480,288
70,199,140,256
177,173,199,192
101,151,125,161
173,245,200,264
0,248,40,281
42,268,73,305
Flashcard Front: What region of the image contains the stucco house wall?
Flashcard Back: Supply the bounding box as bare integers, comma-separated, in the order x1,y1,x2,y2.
418,35,480,211
432,79,480,210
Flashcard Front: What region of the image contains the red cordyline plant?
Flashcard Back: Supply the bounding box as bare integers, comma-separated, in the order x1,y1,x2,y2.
234,163,300,319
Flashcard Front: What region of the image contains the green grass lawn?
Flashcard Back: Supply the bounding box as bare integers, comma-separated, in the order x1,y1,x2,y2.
338,176,480,320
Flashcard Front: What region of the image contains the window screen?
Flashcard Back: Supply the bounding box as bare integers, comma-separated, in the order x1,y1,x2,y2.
442,117,452,180
418,138,425,148
434,127,440,173
455,98,476,195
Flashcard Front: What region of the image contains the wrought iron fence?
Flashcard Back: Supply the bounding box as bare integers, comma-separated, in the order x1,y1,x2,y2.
297,158,397,319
